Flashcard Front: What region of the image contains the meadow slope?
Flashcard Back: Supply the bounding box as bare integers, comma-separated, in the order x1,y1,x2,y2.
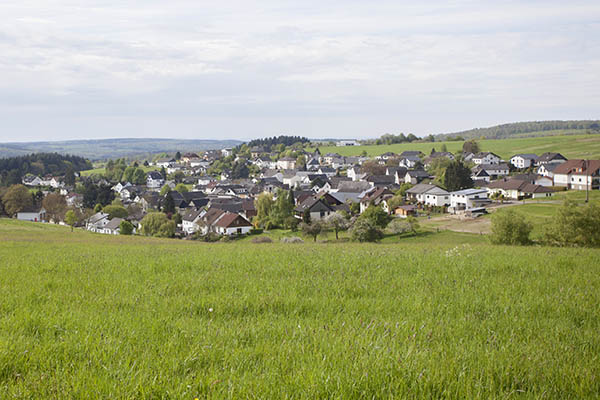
1,220,599,398
314,133,600,159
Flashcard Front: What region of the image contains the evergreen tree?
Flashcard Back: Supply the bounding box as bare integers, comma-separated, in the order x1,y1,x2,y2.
444,161,474,192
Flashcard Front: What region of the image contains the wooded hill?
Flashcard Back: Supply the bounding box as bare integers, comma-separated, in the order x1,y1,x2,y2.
437,120,600,141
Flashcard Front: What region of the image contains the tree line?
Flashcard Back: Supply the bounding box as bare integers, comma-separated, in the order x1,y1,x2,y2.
0,153,92,187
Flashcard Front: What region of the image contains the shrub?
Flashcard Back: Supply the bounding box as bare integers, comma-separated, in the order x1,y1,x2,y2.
489,210,532,245
140,212,175,238
300,221,322,242
543,200,600,247
202,233,221,242
252,236,273,243
351,219,384,242
249,228,264,235
281,236,304,243
359,204,391,228
119,220,134,235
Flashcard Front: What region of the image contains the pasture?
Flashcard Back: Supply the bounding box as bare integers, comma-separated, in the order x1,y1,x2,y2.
1,220,599,398
315,133,600,160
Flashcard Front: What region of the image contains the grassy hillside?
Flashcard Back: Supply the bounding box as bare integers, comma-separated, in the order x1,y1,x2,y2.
1,220,599,398
314,133,600,159
437,120,600,140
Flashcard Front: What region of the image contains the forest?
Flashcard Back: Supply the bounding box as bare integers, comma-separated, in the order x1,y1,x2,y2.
439,120,600,140
0,153,92,187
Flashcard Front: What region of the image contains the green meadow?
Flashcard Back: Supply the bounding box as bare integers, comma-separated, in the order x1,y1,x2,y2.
1,219,599,398
315,133,600,159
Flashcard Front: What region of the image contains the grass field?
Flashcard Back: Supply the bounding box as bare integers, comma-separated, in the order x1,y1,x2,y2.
80,165,159,177
314,133,600,160
1,220,599,398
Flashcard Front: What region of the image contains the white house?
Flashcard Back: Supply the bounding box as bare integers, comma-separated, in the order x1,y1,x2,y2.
213,212,253,235
553,159,600,190
146,171,164,189
277,157,297,170
22,175,43,186
100,218,123,235
17,207,47,222
472,164,510,180
472,152,501,165
449,188,490,213
510,154,538,169
337,140,360,146
536,163,559,179
86,212,110,232
221,148,233,157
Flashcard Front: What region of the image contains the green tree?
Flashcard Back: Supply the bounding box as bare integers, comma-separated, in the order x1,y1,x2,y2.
94,203,103,213
359,204,391,228
103,205,128,219
175,183,189,193
65,209,77,232
462,140,480,154
119,220,134,235
132,168,147,185
397,183,413,197
271,189,295,227
324,212,350,240
122,166,136,183
301,221,322,242
160,184,172,196
388,216,420,236
441,144,448,152
444,161,474,192
162,193,176,214
64,166,76,186
42,193,67,222
351,219,384,242
490,210,532,245
141,212,175,237
254,192,275,228
543,200,600,247
2,184,33,216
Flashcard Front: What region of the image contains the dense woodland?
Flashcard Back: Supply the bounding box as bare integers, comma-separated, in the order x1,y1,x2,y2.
0,153,92,187
242,136,310,150
439,120,600,140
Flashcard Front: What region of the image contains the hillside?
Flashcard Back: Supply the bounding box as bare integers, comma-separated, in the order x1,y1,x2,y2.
0,138,243,160
437,120,600,140
1,220,599,397
313,133,600,159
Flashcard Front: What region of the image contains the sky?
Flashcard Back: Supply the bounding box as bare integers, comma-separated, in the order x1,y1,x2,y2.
0,0,599,142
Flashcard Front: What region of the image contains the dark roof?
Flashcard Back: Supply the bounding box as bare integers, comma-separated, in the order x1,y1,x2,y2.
406,169,430,178
147,171,163,179
537,152,567,163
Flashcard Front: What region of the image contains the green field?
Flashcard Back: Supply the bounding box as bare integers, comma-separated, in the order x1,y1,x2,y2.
315,133,600,160
1,220,599,398
80,165,159,177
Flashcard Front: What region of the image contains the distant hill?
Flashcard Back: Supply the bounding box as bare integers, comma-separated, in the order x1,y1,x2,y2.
0,138,244,160
437,120,600,141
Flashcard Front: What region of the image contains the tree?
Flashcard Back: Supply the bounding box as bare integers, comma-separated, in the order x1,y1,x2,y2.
351,219,384,242
302,209,311,224
359,204,391,228
543,200,600,247
231,162,250,179
254,192,275,228
440,144,448,152
444,161,474,192
301,221,322,242
160,184,172,196
270,189,295,227
65,209,77,232
141,212,175,237
175,183,189,193
324,212,350,240
490,210,532,245
162,193,176,214
103,205,128,219
64,166,76,186
160,166,167,180
175,151,181,160
122,166,136,183
94,203,103,213
132,168,146,185
119,220,134,235
388,216,419,236
42,193,67,222
385,195,404,213
360,160,386,176
462,140,480,154
2,184,32,216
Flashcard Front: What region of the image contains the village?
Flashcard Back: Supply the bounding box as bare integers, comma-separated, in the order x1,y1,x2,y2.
11,138,600,240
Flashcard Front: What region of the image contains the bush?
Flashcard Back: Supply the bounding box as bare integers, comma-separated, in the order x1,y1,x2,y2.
351,219,384,242
543,200,600,247
489,210,532,245
281,236,304,244
249,228,264,235
202,233,221,242
252,236,273,243
119,220,134,235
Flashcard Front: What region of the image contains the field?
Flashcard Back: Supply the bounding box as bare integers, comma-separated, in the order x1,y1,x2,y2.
1,220,599,398
80,165,159,177
314,133,600,159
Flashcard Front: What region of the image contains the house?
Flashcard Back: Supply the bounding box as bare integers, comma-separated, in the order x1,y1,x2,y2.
181,153,200,163
347,166,366,181
399,155,421,169
214,212,253,236
511,173,553,187
101,218,124,235
86,212,110,232
400,151,424,158
22,175,43,186
295,196,336,221
510,154,538,169
360,187,394,213
323,153,342,165
424,152,455,166
404,170,430,185
337,140,360,146
154,157,175,167
181,208,205,234
330,181,372,203
536,163,559,179
472,152,501,165
406,184,450,207
471,169,490,183
471,163,509,180
553,159,600,190
394,204,417,218
66,193,83,207
250,147,267,158
487,179,554,200
277,157,297,170
365,175,395,187
449,188,490,213
221,148,233,157
146,171,164,189
317,166,336,177
17,207,47,222
535,152,567,166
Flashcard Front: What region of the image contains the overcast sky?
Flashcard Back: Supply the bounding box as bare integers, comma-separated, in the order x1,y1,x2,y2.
1,0,599,142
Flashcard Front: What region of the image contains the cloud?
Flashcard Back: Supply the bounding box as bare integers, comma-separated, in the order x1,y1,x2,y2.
0,0,599,141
